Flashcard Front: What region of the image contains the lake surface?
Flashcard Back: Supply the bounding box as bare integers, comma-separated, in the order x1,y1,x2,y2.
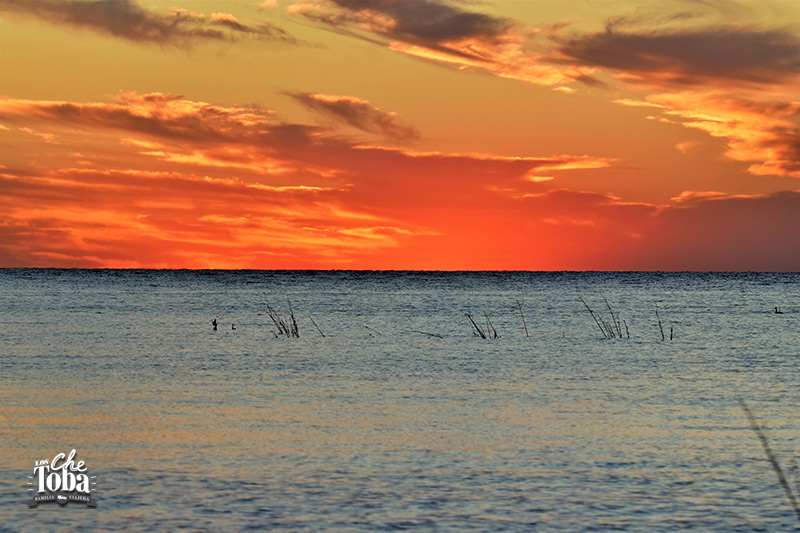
1,270,798,531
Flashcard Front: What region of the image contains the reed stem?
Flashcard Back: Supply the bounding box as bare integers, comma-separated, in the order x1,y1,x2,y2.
517,298,529,338
308,312,325,337
466,313,486,339
739,398,800,523
655,301,665,342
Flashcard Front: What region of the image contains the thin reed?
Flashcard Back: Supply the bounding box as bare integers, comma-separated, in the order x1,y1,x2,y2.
655,301,665,341
739,398,800,523
517,298,529,338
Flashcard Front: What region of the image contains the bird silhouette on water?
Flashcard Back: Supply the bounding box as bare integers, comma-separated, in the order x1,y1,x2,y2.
774,307,784,314
212,319,218,331
232,324,236,330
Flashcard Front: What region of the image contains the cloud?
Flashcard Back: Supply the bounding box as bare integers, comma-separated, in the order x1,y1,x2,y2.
558,26,800,86
289,0,511,44
328,0,512,42
642,91,800,178
674,140,698,153
289,92,420,142
0,0,299,47
630,190,800,271
614,99,667,109
0,92,283,144
0,92,609,185
288,0,597,86
513,188,800,271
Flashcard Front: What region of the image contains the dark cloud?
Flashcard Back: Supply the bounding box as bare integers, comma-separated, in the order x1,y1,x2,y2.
559,26,800,85
0,0,299,47
515,188,800,271
634,190,800,271
289,92,420,142
289,0,514,62
327,0,511,42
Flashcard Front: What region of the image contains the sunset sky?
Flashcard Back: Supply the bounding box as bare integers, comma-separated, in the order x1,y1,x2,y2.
1,0,798,270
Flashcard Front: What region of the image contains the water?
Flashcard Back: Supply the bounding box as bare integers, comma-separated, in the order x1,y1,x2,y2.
0,270,798,531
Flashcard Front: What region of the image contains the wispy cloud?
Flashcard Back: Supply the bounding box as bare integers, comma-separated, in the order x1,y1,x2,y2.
628,91,800,178
0,0,299,47
289,92,420,142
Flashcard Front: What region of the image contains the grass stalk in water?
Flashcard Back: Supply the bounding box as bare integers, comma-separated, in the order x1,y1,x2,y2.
655,301,665,341
308,312,325,337
466,313,486,339
517,298,529,338
739,398,800,523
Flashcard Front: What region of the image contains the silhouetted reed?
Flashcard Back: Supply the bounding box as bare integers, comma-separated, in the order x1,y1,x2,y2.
654,301,675,341
411,330,444,339
466,313,485,338
739,398,800,523
364,325,383,336
517,298,529,338
308,312,325,337
655,301,665,341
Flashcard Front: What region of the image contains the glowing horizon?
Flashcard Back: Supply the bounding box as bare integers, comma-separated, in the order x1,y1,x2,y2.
1,0,798,270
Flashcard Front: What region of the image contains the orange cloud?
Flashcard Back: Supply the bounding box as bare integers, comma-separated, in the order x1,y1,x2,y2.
632,91,800,178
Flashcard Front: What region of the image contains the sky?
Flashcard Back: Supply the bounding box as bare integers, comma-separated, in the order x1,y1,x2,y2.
0,0,798,270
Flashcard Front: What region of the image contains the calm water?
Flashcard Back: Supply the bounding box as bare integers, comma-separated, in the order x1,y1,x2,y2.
0,270,798,531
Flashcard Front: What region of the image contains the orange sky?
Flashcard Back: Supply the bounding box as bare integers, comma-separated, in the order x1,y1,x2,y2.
1,0,798,270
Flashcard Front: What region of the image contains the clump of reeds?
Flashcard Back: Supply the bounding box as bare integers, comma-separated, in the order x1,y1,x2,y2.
578,294,629,339
739,398,800,524
466,312,499,339
266,299,299,338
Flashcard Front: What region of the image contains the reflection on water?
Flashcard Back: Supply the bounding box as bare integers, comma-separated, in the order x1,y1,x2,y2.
0,270,798,531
